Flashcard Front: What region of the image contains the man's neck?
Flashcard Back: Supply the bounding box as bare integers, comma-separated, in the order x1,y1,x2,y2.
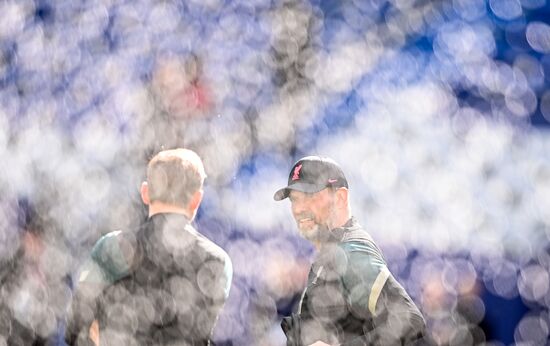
330,212,352,230
314,213,352,251
148,202,192,219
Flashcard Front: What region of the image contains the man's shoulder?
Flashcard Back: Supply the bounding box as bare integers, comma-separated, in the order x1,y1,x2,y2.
187,224,233,298
188,224,231,263
337,228,387,268
89,230,138,282
339,228,379,253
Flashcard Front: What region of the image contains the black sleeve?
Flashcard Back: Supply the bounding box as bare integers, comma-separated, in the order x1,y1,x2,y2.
64,284,98,345
281,314,302,346
64,258,112,345
341,246,426,346
341,274,426,346
201,254,233,343
370,275,426,345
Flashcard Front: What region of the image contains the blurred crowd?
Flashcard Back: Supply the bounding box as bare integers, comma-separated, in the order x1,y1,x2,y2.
1,0,550,344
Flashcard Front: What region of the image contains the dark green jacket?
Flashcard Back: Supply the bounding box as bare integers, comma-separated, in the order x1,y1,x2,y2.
282,218,425,346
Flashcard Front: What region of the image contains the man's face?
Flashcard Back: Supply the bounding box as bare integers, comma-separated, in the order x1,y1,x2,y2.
289,188,335,242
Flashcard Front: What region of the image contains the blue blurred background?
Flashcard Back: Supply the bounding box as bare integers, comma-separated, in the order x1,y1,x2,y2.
1,0,550,345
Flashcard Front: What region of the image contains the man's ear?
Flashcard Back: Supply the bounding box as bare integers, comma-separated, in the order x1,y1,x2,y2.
336,187,348,209
188,189,203,213
140,182,150,205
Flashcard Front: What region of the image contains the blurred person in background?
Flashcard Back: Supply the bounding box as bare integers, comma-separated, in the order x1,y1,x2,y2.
142,52,216,159
274,156,426,346
64,148,232,346
0,199,68,346
151,53,214,120
421,267,489,346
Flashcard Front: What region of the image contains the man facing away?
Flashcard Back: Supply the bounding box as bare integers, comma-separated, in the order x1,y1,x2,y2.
274,156,426,346
65,148,232,346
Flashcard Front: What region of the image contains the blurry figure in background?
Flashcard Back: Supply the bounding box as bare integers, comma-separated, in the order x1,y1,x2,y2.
274,156,426,346
263,252,311,314
253,247,312,344
0,199,68,345
151,53,214,119
64,149,232,345
142,53,215,158
421,268,488,345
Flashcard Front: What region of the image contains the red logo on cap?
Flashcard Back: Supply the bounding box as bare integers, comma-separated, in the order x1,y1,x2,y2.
292,164,302,181
328,179,337,183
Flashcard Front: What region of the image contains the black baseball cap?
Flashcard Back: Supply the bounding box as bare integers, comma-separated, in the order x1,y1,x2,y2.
273,156,348,201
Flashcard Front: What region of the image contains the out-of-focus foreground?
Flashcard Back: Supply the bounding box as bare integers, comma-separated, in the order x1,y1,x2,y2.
1,0,550,345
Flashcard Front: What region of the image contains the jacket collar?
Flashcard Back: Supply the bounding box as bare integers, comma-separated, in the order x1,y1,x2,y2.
328,216,360,243
150,212,191,228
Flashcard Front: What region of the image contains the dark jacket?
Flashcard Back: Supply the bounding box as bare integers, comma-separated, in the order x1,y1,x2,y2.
0,249,50,346
282,218,425,346
65,213,232,346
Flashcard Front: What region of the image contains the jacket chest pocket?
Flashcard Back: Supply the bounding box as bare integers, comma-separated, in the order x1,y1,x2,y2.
303,269,349,322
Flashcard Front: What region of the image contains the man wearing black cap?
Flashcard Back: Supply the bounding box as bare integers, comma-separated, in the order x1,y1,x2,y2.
275,156,426,346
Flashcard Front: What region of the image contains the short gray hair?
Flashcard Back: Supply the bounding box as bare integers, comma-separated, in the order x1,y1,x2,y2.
146,148,206,207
